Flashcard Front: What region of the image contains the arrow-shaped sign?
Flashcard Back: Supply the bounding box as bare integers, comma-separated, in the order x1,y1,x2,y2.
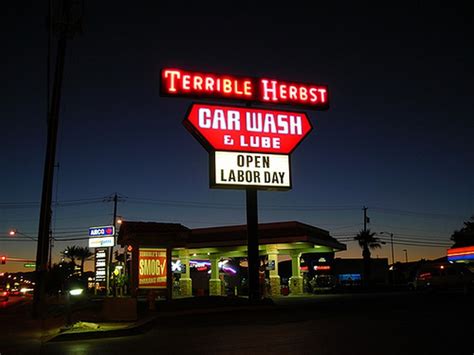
183,103,313,154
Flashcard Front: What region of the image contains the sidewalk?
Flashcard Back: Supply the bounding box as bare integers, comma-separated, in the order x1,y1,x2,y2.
46,296,275,342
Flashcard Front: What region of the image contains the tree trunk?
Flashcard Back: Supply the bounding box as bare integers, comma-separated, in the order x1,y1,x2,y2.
362,246,371,288
80,259,85,276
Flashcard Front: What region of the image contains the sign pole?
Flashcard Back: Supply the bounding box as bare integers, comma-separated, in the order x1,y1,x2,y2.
246,188,260,303
161,67,329,303
166,246,172,300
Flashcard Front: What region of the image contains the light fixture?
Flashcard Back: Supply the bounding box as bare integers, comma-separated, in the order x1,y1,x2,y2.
69,288,83,296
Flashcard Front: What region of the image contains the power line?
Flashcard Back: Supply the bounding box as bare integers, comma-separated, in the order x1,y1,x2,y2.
370,207,466,220
338,236,451,247
0,197,108,209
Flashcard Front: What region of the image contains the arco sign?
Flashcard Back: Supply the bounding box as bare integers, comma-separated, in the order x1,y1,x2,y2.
183,103,312,154
88,226,115,237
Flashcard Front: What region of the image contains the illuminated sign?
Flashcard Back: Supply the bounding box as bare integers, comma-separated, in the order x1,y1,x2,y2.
89,236,115,248
139,248,167,289
95,248,107,283
89,226,115,237
184,103,312,154
161,68,329,110
171,260,186,273
314,265,331,271
447,246,474,262
211,151,291,190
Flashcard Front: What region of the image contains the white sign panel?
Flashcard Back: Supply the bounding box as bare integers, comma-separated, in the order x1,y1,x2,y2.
212,151,291,190
89,236,115,248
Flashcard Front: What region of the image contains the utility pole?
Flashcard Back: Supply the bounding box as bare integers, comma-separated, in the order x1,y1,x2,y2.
111,193,118,296
390,233,395,265
48,229,54,270
103,192,123,296
363,206,368,232
33,0,82,319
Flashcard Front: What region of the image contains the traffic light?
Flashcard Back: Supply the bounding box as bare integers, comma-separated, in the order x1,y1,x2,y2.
1,256,6,264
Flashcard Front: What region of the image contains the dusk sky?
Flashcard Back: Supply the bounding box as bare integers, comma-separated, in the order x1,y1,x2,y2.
1,2,473,272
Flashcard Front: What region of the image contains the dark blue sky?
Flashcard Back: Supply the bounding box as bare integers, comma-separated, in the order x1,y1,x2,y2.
1,1,473,271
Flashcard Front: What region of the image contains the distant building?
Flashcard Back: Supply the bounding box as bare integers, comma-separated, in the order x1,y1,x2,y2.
333,258,389,287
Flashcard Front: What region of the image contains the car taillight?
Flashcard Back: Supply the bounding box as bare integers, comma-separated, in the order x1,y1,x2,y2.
1,291,7,296
418,272,432,281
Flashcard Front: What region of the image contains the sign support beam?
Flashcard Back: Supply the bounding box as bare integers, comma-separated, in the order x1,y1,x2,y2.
246,188,260,303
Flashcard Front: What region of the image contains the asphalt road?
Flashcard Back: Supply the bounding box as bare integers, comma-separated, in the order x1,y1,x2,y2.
0,294,27,309
2,291,473,355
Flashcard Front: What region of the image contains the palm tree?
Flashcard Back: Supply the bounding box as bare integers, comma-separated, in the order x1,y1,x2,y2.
450,215,474,248
61,245,79,266
75,246,94,276
354,229,382,286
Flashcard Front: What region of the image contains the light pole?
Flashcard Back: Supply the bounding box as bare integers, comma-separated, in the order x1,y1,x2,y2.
10,229,55,268
379,231,395,265
403,249,408,263
9,229,37,241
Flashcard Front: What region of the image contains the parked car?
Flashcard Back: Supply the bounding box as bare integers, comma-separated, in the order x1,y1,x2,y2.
412,262,474,293
0,289,9,301
309,275,336,293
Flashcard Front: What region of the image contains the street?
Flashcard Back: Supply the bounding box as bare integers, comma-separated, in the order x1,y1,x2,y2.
0,294,27,309
1,291,472,355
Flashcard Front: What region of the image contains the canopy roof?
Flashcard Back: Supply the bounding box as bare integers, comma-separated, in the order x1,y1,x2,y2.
118,220,346,257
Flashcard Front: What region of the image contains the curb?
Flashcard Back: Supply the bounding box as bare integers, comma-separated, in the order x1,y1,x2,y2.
46,302,275,342
46,315,158,342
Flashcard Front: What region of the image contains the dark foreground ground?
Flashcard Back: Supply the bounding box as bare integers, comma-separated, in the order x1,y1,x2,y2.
1,290,473,355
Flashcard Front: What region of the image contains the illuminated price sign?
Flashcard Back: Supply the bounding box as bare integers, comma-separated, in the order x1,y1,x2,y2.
161,68,329,110
95,248,108,283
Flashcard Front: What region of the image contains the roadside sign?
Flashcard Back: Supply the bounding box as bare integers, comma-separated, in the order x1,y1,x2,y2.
211,151,291,190
138,248,167,289
89,236,115,248
161,68,329,110
24,263,36,268
88,226,115,237
95,248,108,283
184,103,312,154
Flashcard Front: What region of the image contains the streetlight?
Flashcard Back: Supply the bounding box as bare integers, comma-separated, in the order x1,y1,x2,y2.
10,229,56,269
9,229,37,241
379,231,395,265
403,249,408,263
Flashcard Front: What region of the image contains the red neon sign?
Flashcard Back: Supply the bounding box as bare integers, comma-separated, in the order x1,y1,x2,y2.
314,265,331,271
184,103,312,154
161,68,329,110
447,246,474,256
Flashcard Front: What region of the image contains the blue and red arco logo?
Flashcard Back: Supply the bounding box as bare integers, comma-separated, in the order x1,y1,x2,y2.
89,226,115,237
